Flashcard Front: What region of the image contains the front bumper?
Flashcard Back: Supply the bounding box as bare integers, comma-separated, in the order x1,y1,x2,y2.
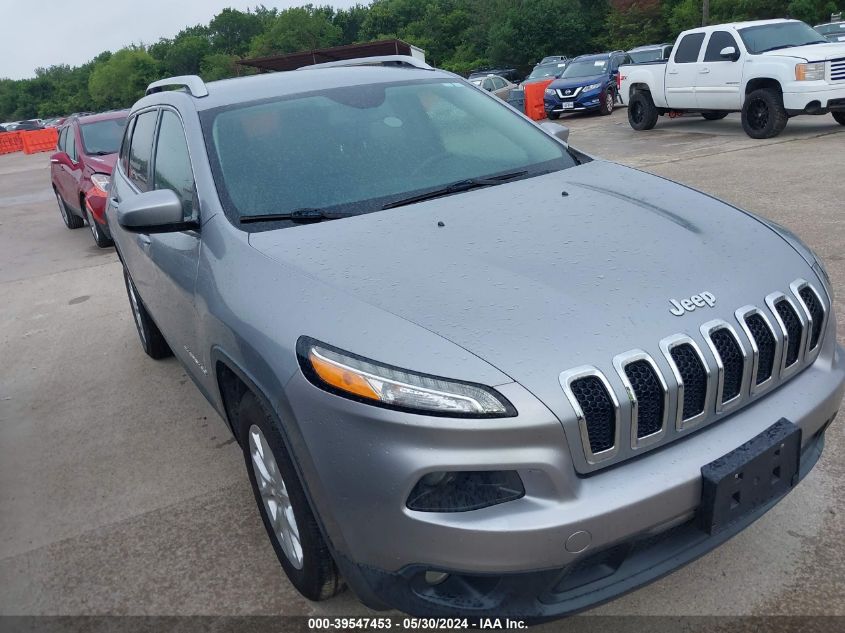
544,89,604,114
284,330,844,617
782,81,845,112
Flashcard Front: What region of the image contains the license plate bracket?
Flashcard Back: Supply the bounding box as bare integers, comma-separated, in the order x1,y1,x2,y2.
698,418,801,535
561,102,574,109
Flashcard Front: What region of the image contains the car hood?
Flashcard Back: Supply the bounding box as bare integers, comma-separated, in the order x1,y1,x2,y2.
85,153,118,173
761,42,845,60
549,74,606,90
248,161,813,416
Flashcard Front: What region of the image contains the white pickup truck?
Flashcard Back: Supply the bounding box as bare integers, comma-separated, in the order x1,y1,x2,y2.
619,19,845,138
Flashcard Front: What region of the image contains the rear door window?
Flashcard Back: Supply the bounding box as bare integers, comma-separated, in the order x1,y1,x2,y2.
674,33,706,63
127,110,158,191
153,110,196,219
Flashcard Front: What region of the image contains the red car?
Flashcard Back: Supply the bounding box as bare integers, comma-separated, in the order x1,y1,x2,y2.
50,111,128,247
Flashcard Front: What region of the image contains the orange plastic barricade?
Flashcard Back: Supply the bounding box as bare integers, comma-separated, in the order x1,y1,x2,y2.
0,131,24,155
522,78,554,121
20,128,59,155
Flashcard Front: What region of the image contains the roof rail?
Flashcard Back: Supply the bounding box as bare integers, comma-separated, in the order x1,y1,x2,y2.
145,75,209,98
296,55,433,72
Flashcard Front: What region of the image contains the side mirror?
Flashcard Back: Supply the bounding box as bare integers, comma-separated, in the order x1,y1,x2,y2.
50,152,72,168
117,189,188,233
539,120,570,144
720,46,739,61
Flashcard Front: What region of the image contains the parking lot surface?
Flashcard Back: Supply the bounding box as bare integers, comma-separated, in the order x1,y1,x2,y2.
1,110,843,620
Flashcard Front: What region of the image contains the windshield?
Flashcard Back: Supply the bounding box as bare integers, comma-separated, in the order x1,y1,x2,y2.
527,63,564,80
739,21,828,53
203,79,577,224
816,23,845,35
561,59,607,79
629,49,663,63
80,118,127,154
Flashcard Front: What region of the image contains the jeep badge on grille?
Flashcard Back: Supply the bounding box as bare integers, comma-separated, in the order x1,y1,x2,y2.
670,291,716,316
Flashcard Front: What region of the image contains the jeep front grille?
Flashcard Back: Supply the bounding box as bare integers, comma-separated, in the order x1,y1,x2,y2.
559,279,828,470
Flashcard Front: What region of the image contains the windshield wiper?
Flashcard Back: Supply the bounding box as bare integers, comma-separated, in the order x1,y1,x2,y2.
240,208,345,224
382,170,529,210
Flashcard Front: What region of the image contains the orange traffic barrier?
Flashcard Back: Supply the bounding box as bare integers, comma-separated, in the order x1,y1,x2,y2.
0,131,23,155
523,78,554,121
20,128,59,155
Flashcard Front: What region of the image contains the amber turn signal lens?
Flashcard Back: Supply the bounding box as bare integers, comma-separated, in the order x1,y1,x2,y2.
308,349,379,400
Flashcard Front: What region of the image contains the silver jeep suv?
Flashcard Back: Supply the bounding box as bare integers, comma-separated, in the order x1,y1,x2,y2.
107,56,844,620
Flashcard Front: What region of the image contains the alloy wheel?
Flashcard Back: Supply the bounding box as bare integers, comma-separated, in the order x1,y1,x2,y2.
630,101,644,124
747,99,769,130
249,424,304,569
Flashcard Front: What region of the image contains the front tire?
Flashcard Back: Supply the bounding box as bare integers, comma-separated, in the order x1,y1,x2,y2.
547,111,560,120
122,268,172,359
55,190,84,229
239,391,344,601
599,89,615,115
628,91,658,130
84,204,113,248
701,111,728,121
833,112,845,126
741,88,788,139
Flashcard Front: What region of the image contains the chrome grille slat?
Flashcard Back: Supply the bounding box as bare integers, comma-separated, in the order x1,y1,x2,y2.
831,58,845,81
701,320,748,413
613,350,668,449
660,335,710,431
735,305,781,396
559,367,620,464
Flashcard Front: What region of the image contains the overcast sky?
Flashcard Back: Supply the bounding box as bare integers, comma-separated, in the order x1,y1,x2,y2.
0,0,362,80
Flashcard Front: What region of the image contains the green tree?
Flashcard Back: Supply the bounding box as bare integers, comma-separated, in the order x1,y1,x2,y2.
208,8,264,56
200,53,239,81
88,48,160,110
248,6,342,57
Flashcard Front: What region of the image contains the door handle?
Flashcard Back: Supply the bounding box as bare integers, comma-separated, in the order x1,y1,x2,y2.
699,67,710,74
668,69,679,74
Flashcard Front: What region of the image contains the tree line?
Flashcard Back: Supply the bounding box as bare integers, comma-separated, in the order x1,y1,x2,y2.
1,0,842,121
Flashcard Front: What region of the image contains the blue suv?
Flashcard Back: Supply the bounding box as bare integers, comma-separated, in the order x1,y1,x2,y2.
544,51,631,118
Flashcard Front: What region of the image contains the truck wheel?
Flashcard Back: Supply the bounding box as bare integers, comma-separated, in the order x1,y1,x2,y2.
599,90,615,115
239,391,345,601
55,189,84,229
628,92,658,130
701,111,728,121
122,268,172,359
833,112,845,126
742,88,788,139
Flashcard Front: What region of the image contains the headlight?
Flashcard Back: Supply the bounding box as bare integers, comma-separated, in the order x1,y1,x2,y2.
582,83,602,92
544,88,556,96
90,173,110,192
298,337,516,417
795,62,825,81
